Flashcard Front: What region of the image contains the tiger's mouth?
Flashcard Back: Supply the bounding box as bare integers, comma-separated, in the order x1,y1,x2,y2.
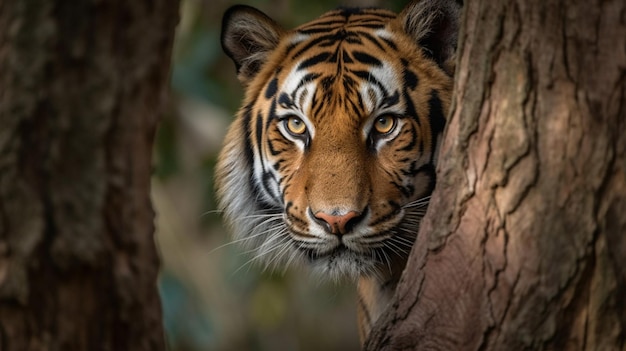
262,198,429,279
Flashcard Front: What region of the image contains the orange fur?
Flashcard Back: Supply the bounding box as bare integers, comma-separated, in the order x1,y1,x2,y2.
217,0,459,344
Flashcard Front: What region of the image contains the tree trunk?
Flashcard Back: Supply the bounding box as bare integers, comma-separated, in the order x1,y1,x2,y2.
365,0,626,350
0,1,178,350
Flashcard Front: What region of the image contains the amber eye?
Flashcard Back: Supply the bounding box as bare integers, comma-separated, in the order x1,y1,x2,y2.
373,115,396,134
285,116,307,135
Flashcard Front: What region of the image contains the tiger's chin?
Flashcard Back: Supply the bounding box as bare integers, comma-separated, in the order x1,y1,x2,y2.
300,245,393,282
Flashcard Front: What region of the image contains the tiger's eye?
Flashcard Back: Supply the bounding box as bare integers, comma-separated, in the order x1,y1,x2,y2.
286,116,307,135
374,115,396,134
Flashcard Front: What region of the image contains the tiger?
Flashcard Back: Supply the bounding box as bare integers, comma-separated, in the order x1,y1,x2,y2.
215,0,460,343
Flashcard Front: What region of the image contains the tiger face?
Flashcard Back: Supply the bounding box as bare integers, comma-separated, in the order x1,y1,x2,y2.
217,1,459,282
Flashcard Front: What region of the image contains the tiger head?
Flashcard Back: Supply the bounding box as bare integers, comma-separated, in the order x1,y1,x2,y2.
216,0,459,281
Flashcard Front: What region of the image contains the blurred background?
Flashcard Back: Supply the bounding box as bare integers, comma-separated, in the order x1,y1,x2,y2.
154,1,406,350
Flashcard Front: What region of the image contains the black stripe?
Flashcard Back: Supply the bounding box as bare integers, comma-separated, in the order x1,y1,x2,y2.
297,27,339,35
381,38,398,51
299,18,346,30
391,179,412,197
261,171,281,203
403,90,420,127
241,106,254,166
427,90,446,160
320,76,335,91
346,97,361,117
352,51,382,66
290,34,336,59
342,74,356,91
245,108,275,210
255,111,264,159
342,49,354,63
398,127,417,152
297,18,345,35
345,36,362,45
272,158,283,171
267,100,282,157
354,30,387,51
278,93,293,108
369,201,402,226
298,52,332,70
267,136,285,157
404,69,419,91
380,91,400,109
352,23,386,29
265,78,278,99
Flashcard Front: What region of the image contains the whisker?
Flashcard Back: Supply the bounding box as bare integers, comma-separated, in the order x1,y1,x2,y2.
379,248,393,275
403,196,431,209
264,236,294,272
208,226,281,255
238,212,283,221
284,242,305,271
232,237,287,276
384,239,410,257
391,234,415,247
200,209,223,218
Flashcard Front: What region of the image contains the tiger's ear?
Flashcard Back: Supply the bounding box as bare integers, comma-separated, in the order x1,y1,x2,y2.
400,0,462,75
221,5,285,86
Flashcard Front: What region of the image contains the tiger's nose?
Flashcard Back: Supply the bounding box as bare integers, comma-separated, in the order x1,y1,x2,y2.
312,210,364,235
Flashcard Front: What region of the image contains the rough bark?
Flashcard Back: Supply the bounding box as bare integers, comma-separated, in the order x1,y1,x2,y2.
0,1,178,350
365,0,626,350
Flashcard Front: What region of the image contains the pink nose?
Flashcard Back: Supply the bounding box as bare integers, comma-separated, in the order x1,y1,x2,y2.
313,210,362,235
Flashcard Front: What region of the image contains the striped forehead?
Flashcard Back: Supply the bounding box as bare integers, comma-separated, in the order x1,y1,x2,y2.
278,57,401,113
277,27,402,116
